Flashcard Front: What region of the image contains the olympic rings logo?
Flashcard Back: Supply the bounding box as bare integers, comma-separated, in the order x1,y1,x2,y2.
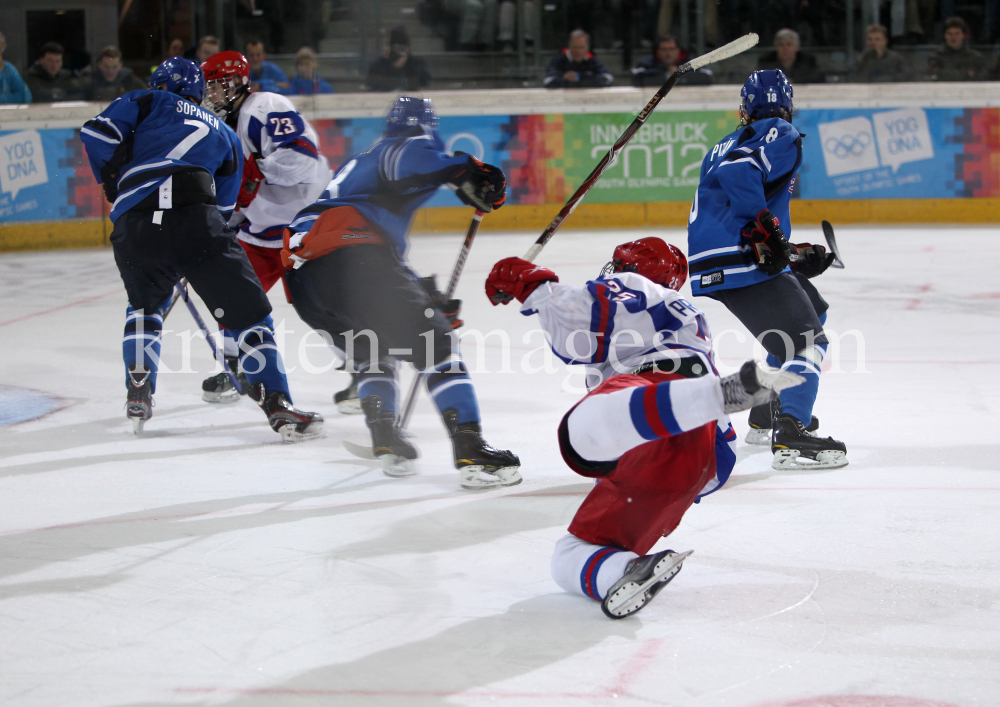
824,132,872,158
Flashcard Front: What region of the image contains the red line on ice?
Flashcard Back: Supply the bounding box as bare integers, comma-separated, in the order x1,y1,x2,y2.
0,288,122,328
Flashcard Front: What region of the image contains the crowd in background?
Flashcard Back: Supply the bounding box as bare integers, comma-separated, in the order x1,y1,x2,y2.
1,2,999,103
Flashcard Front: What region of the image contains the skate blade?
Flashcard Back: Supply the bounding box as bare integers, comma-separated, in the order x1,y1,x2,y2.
744,428,771,446
278,422,326,443
381,455,418,477
131,417,145,435
202,389,241,404
460,465,523,490
335,398,363,415
602,550,693,619
772,449,849,470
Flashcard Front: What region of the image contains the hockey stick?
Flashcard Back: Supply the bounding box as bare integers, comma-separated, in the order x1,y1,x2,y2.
397,208,486,430
175,279,244,393
821,220,845,269
522,33,759,263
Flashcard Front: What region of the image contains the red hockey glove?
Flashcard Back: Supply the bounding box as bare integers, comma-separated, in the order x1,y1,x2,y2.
740,209,792,276
790,243,836,279
235,154,264,210
453,153,507,213
418,276,463,329
486,257,558,305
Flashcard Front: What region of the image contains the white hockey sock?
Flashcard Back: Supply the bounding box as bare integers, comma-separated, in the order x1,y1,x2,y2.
566,375,724,463
551,533,638,601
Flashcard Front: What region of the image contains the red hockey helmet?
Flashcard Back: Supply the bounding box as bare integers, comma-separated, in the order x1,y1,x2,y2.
604,237,688,290
201,51,251,117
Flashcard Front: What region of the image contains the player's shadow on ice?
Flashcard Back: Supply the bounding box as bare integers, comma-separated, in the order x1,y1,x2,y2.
113,594,640,707
0,479,580,591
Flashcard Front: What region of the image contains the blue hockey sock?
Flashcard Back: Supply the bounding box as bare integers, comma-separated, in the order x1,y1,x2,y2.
122,300,169,393
235,317,290,400
357,359,398,413
776,312,828,426
426,357,480,424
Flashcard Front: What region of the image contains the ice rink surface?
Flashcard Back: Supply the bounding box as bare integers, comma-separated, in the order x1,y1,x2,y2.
0,225,998,707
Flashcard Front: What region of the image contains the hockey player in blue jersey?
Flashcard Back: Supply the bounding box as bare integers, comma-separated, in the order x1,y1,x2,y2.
80,57,322,440
281,96,520,488
686,69,847,470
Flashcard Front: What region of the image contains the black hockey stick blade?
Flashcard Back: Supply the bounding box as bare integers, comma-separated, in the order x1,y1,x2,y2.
343,440,377,460
821,220,845,269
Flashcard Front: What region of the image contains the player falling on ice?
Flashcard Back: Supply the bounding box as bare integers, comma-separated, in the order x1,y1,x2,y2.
281,96,520,489
197,51,337,404
687,69,848,470
80,57,323,440
486,239,802,618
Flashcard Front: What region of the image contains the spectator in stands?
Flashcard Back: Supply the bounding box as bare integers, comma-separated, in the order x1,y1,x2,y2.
853,24,910,82
195,36,221,64
0,31,31,104
288,46,334,94
25,42,84,102
366,26,432,92
497,0,536,53
86,46,146,102
544,29,613,88
632,35,713,87
245,38,290,93
756,28,823,84
928,16,986,81
166,38,185,59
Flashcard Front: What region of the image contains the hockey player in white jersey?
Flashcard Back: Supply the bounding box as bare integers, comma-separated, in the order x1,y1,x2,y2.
197,50,334,402
486,238,802,618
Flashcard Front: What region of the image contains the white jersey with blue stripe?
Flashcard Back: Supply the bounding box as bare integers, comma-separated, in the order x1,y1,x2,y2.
81,90,242,222
520,272,715,389
234,92,331,246
686,116,802,296
521,271,736,500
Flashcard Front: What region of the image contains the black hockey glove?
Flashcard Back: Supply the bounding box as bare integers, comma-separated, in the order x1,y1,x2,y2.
740,209,792,276
99,165,120,203
789,243,836,279
452,152,507,213
418,276,463,329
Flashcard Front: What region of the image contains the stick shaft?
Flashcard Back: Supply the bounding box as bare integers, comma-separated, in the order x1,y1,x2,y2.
398,210,485,430
176,279,243,393
522,33,759,262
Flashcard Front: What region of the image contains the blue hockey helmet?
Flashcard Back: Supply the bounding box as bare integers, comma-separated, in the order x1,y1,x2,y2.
384,96,438,137
149,57,205,102
739,69,793,125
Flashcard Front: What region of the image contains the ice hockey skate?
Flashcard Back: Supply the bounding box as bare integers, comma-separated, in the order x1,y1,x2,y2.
334,372,361,414
746,399,819,445
248,383,324,442
361,395,419,477
201,356,248,403
602,549,693,619
444,410,521,489
720,361,804,414
126,364,153,434
771,414,848,470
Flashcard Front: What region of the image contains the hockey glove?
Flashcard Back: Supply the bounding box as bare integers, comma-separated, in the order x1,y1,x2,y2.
453,153,507,213
789,243,836,279
418,275,463,329
99,165,120,203
486,257,558,305
235,154,265,210
741,209,792,276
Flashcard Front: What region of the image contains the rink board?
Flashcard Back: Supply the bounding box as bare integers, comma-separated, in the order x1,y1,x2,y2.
3,85,1000,250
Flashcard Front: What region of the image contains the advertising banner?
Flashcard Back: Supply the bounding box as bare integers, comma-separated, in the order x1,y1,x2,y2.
3,106,999,229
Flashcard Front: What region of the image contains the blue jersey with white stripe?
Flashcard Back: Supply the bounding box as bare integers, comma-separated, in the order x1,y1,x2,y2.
81,90,242,222
686,117,802,296
288,125,470,258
